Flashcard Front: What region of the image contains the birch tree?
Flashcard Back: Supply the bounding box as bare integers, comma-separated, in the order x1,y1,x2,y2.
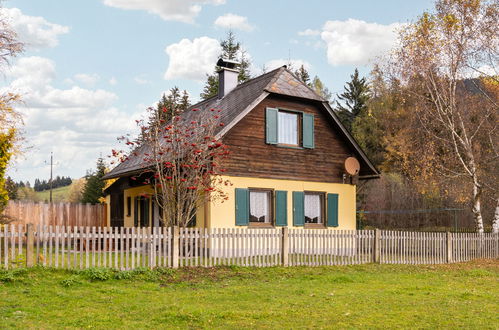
391,0,498,232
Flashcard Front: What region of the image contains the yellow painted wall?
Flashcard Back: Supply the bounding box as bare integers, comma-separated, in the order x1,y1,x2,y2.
105,195,111,227
122,186,154,227
106,175,355,229
207,175,357,230
106,185,205,228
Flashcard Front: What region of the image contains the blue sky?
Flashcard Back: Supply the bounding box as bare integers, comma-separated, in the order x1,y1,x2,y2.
2,0,434,183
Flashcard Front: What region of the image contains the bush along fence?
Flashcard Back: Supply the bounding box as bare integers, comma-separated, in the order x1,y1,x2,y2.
2,201,107,228
0,225,498,270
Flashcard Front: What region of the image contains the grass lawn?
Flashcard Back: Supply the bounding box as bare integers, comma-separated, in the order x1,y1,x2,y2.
0,260,498,329
35,185,71,202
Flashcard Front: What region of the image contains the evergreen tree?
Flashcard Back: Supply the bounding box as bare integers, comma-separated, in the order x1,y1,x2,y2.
81,157,106,204
138,87,191,144
335,69,371,131
294,65,311,85
5,176,17,200
200,31,252,100
311,76,332,101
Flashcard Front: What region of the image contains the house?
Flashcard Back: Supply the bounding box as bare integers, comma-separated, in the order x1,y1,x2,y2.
103,59,379,230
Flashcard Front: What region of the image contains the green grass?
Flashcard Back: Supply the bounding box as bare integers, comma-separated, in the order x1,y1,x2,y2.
34,185,71,202
0,260,498,329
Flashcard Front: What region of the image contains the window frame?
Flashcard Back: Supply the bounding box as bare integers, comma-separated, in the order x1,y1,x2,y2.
277,109,302,147
248,188,274,228
303,191,326,229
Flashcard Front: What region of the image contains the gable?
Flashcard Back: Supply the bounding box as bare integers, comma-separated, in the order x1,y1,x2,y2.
222,94,376,183
103,66,379,180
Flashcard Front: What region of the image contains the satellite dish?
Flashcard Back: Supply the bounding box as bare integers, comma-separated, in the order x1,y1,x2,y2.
345,157,360,176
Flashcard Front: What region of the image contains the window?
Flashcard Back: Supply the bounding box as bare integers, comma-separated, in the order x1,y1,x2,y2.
249,189,273,226
126,197,131,217
278,111,299,145
304,192,324,227
266,108,314,148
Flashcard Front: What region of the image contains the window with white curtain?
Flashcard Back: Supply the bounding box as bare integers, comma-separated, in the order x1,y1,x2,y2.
304,193,324,224
278,111,299,145
249,190,272,223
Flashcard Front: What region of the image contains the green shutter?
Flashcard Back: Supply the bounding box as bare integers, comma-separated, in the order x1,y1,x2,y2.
302,113,314,148
266,108,278,144
292,191,304,226
275,190,287,226
327,193,339,227
235,188,249,226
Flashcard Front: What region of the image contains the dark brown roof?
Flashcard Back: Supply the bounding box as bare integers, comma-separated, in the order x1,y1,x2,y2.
103,66,379,179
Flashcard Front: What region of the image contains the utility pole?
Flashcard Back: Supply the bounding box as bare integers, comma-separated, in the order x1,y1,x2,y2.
45,152,54,203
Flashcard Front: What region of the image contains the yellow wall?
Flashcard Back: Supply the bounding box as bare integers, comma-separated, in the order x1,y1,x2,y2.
107,185,205,228
122,186,155,227
207,175,357,230
106,175,356,229
105,195,111,227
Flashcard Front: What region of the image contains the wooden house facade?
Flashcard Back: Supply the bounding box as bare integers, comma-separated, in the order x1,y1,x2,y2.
103,62,379,230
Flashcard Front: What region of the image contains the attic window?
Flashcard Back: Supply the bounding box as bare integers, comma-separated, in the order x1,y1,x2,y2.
266,108,314,149
278,111,299,146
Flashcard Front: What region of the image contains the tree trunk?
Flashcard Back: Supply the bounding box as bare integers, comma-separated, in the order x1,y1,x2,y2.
492,198,499,234
472,179,484,233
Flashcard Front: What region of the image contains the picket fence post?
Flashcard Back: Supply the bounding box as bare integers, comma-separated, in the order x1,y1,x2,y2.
374,229,381,263
172,226,179,269
26,224,35,267
281,227,289,266
446,232,452,263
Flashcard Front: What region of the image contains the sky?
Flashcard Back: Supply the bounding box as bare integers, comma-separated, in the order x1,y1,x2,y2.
2,0,434,184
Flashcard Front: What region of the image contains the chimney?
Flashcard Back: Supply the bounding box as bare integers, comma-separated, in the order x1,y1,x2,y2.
217,58,239,99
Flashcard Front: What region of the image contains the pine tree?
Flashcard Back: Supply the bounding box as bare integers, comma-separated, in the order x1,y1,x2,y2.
81,157,106,204
335,69,370,131
154,87,190,124
200,31,252,100
294,65,311,86
137,87,191,144
5,176,17,200
291,65,332,101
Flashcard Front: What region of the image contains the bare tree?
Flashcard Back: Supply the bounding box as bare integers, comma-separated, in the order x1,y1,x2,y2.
391,0,498,233
114,105,230,228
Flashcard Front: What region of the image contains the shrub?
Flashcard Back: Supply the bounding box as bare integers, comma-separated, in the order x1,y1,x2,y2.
82,268,113,281
61,275,82,287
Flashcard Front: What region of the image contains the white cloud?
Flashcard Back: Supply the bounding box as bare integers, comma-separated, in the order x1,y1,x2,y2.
0,7,69,50
74,73,100,85
4,56,139,182
109,77,118,85
265,59,312,72
320,19,403,66
134,75,150,85
214,13,254,31
103,0,225,23
164,37,221,81
298,28,320,36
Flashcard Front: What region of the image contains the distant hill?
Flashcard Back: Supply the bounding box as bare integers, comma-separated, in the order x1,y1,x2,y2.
34,185,71,202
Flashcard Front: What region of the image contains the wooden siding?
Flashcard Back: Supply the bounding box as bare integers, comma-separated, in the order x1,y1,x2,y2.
222,95,360,183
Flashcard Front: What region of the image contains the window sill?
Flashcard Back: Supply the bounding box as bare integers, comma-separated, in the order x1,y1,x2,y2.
275,144,303,150
249,223,274,228
304,223,326,229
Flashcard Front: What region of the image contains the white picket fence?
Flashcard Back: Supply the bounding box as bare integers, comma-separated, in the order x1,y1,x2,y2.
0,225,497,269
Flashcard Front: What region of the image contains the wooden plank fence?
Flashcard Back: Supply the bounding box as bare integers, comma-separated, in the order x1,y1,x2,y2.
2,201,106,227
0,226,497,269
